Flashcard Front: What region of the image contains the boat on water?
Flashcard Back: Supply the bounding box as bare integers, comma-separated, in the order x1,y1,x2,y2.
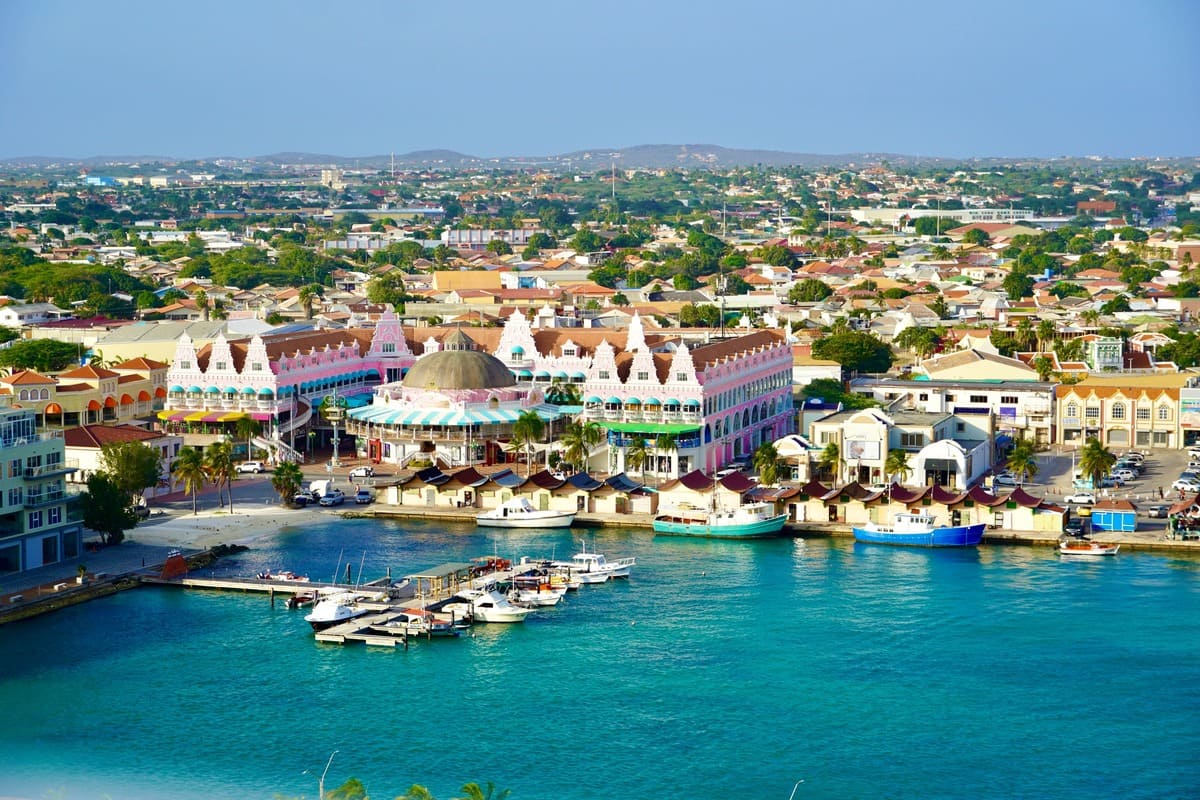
1059,539,1120,557
285,591,316,609
511,583,566,607
303,592,370,631
371,609,462,637
257,570,309,582
476,497,577,528
652,501,788,538
446,585,535,623
552,542,635,583
853,511,984,548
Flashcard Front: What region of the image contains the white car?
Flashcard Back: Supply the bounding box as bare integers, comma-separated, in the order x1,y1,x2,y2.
1113,469,1137,482
1172,479,1200,493
1064,492,1096,505
235,461,265,474
992,474,1020,487
348,465,375,479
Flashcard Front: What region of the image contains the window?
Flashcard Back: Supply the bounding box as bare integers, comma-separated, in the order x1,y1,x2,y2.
49,507,61,525
919,393,929,401
215,361,226,371
970,395,987,403
251,363,263,371
599,370,610,380
945,394,955,401
563,347,576,357
27,510,42,530
900,433,925,448
1001,395,1018,404
637,371,649,381
1085,406,1100,420
180,361,191,370
1111,403,1125,420
677,372,687,382
382,343,396,354
1159,405,1172,421
956,422,965,432
8,459,19,479
819,432,835,444
1136,407,1151,421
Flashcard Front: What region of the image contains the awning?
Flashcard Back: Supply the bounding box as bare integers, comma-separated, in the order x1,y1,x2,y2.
44,402,62,415
516,370,533,378
187,386,201,394
606,396,621,405
225,387,238,395
624,397,641,405
185,412,207,422
137,390,152,401
241,387,256,395
643,398,662,406
570,371,587,380
103,397,117,408
585,396,602,404
599,421,702,435
250,412,273,421
346,403,563,427
154,387,167,398
87,400,102,411
258,388,274,396
157,410,190,421
205,386,220,394
120,394,134,405
533,370,550,379
684,399,701,407
169,385,183,393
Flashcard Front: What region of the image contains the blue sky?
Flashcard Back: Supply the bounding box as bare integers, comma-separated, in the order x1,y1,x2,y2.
1,0,1197,159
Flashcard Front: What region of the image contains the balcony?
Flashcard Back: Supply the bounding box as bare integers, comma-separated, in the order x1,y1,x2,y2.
24,460,80,480
25,489,68,508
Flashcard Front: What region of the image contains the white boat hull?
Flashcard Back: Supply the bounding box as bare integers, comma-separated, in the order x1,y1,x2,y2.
476,511,577,528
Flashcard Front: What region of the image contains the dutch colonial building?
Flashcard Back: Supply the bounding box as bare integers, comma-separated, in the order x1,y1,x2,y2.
1055,375,1188,450
0,359,169,428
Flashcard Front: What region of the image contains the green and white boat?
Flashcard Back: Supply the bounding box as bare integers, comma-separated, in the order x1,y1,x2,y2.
652,501,788,539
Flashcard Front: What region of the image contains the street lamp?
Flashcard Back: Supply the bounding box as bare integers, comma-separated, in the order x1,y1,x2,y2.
304,749,338,800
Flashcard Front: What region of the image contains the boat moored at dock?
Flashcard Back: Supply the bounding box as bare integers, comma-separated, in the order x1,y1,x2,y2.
304,592,371,631
476,497,577,528
1059,539,1120,557
652,501,788,538
853,512,984,548
552,542,635,583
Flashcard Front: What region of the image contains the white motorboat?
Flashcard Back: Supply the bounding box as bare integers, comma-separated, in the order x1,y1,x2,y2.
448,585,535,623
553,542,635,583
304,593,370,631
476,497,576,528
1059,539,1120,557
512,584,565,607
371,609,461,637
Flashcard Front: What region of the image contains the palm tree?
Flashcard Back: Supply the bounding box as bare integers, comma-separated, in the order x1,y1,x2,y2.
1079,437,1116,490
559,419,603,474
204,439,236,512
1015,316,1035,351
195,289,210,322
1080,308,1101,328
1006,438,1040,484
456,782,511,800
929,294,949,320
172,446,207,515
271,461,304,505
508,410,545,476
624,435,650,480
817,441,841,482
654,432,679,480
883,448,912,486
752,441,785,486
1031,355,1054,382
1036,319,1057,353
298,284,323,320
235,416,263,462
547,379,581,406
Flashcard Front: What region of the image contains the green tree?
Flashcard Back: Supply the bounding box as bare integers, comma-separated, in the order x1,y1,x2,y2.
81,472,138,546
204,439,236,512
508,410,545,476
0,339,80,372
1005,438,1039,485
485,238,512,256
817,441,841,483
752,441,785,486
172,446,207,515
326,777,368,800
811,332,893,373
1035,319,1057,352
560,419,603,473
1003,269,1035,301
655,433,679,480
234,416,263,461
298,284,323,320
1079,437,1116,490
456,782,511,800
787,278,833,304
98,441,163,504
884,448,912,486
624,435,650,480
569,228,603,253
1032,355,1055,381
961,228,991,246
271,461,304,505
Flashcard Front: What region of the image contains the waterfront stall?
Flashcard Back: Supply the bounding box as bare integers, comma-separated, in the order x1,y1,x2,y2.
1090,499,1138,533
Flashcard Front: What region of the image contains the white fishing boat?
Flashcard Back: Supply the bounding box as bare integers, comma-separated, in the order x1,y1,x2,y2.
553,541,635,583
449,585,535,623
1059,539,1120,557
371,609,461,637
304,593,370,631
476,497,576,528
512,584,565,607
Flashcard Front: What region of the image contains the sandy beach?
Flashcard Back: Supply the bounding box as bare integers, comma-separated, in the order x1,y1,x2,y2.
127,503,327,550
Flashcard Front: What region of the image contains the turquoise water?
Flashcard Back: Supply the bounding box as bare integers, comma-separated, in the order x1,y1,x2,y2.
2,519,1200,800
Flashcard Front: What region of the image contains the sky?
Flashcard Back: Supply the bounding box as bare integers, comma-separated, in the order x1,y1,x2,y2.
1,0,1197,160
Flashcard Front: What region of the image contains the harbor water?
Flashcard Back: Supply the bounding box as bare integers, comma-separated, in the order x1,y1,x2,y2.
2,517,1199,799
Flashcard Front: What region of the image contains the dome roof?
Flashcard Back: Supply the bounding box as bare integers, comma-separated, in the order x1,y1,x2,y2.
402,349,516,391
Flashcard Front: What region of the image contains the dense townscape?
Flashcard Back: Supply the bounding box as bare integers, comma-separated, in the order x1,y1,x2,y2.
1,155,1200,574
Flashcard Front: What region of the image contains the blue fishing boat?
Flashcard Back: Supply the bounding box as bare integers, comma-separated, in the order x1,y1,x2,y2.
653,501,788,538
853,511,984,547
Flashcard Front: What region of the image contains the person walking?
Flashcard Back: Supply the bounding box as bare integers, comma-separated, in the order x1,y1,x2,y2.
1159,486,1165,500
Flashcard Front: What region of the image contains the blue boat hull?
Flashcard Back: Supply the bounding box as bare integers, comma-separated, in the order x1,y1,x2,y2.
852,522,985,548
652,514,789,539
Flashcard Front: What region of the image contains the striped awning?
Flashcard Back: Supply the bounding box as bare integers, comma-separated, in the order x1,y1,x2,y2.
347,403,563,427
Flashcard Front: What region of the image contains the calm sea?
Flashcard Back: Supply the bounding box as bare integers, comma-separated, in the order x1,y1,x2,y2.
2,518,1199,800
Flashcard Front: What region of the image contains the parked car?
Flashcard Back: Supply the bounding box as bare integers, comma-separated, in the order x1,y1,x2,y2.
1113,469,1137,482
236,460,265,474
1172,479,1200,493
293,490,315,507
1147,504,1170,518
1098,476,1123,488
348,465,375,479
1064,516,1087,536
318,489,345,507
992,474,1020,487
130,503,151,520
1064,492,1096,505
354,489,374,505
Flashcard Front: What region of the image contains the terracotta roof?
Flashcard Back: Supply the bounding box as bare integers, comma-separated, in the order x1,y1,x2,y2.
58,364,119,380
62,424,167,448
1,369,56,385
114,357,168,370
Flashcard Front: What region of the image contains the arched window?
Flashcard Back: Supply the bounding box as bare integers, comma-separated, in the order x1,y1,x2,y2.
1066,402,1078,418
18,390,27,401
1111,402,1125,420
1158,404,1172,421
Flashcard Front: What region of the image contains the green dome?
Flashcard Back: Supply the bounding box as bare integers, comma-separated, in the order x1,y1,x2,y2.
402,348,516,391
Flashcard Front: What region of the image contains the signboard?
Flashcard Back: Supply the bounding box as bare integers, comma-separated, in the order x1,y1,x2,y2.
844,440,881,461
999,406,1017,421
1181,397,1200,429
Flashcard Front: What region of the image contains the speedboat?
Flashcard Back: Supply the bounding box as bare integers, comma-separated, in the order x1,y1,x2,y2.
1059,539,1120,557
653,501,787,538
511,583,565,607
447,585,534,623
304,593,369,631
285,591,316,609
476,497,576,528
853,511,984,548
257,570,310,582
552,542,635,583
371,609,461,637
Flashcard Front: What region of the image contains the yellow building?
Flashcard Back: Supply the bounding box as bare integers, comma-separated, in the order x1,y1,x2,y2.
1055,374,1187,450
0,359,169,428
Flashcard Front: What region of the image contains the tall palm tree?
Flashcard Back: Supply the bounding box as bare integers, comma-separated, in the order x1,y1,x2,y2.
624,435,650,480
817,440,841,482
456,782,511,800
1032,355,1054,382
1080,308,1101,328
298,284,323,320
1079,437,1116,490
204,439,236,512
271,461,304,505
234,416,263,462
1006,438,1039,484
172,446,207,515
195,289,210,322
752,441,785,486
1015,316,1035,351
508,410,545,476
884,448,912,486
559,419,603,474
654,432,679,479
1036,318,1057,353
